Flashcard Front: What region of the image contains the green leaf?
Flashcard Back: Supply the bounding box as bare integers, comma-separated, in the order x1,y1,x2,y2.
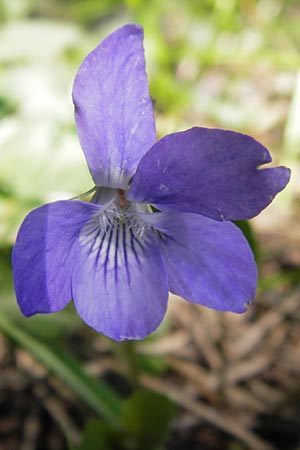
0,313,121,426
234,220,259,262
0,95,17,118
74,420,119,450
121,388,177,450
138,353,168,376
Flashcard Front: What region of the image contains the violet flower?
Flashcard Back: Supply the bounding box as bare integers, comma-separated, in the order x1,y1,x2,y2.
12,24,290,341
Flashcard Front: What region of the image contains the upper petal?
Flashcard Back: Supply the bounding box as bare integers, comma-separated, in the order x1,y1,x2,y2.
72,24,156,189
72,216,168,341
128,127,291,221
143,211,257,313
12,200,100,316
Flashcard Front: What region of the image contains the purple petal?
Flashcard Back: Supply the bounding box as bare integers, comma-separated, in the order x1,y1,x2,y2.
143,211,257,312
128,127,291,221
12,200,100,316
72,218,168,341
72,24,156,189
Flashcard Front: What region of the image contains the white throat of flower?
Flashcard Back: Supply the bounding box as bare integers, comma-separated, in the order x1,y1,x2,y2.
79,188,151,251
98,195,148,239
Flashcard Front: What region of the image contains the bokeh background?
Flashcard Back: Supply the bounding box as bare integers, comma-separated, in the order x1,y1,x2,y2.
1,0,300,449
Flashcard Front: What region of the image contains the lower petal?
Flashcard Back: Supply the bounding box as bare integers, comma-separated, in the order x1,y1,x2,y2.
144,212,257,313
72,219,168,341
12,200,100,316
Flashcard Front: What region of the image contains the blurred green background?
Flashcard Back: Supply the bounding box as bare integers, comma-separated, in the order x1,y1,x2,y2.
1,1,300,449
1,0,299,249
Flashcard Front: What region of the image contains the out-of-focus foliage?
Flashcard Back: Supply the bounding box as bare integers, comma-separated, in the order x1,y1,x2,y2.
0,1,299,449
121,389,176,450
73,390,176,450
1,0,299,248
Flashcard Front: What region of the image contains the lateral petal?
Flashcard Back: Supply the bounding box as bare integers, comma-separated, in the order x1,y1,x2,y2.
143,211,257,313
128,127,290,221
72,218,168,341
72,24,156,189
12,200,100,316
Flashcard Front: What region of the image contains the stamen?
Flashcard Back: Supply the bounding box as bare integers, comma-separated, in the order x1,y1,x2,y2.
117,189,130,208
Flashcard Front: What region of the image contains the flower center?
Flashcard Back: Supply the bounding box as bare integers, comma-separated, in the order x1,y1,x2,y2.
117,189,130,208
88,187,148,240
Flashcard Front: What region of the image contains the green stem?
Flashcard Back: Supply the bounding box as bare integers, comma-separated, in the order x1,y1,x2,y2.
113,340,140,388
